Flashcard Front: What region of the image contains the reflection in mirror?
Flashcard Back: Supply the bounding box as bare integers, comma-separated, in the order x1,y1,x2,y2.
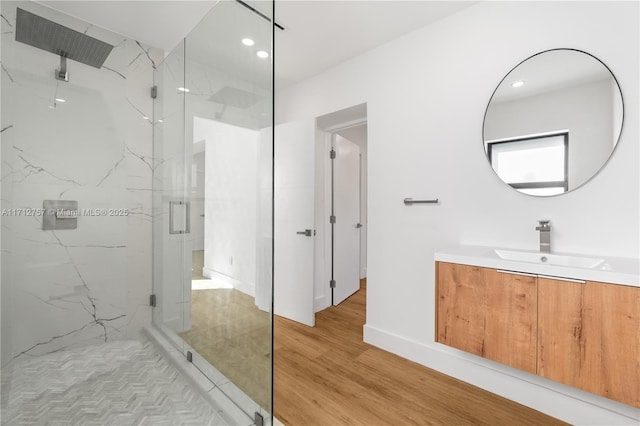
483,49,623,196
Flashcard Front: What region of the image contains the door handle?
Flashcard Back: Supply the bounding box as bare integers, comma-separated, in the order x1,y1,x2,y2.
169,201,190,234
356,223,363,228
296,229,314,236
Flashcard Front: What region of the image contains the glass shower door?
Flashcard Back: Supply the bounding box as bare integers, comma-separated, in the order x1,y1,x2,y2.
151,39,189,355
152,0,274,423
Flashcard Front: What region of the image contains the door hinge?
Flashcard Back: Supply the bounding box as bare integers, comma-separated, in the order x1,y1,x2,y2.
150,85,157,99
254,412,264,426
186,351,193,362
330,215,336,224
330,149,336,159
330,279,336,288
149,294,156,307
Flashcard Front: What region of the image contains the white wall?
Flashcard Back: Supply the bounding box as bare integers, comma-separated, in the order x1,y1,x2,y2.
195,117,259,297
276,1,639,424
190,149,206,251
485,78,616,190
255,128,272,312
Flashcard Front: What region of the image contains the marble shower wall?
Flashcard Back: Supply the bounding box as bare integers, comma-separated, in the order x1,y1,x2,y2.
0,1,163,365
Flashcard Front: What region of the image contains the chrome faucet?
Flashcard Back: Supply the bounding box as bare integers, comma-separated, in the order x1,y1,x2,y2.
536,220,551,253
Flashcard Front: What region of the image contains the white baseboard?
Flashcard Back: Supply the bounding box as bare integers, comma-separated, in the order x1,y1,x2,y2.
314,295,329,312
363,324,639,425
360,267,366,279
202,268,255,298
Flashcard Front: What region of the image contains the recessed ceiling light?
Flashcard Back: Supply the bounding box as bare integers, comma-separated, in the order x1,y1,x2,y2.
55,98,66,103
256,50,269,59
242,38,255,46
512,81,524,88
178,87,190,93
143,116,149,120
158,119,164,123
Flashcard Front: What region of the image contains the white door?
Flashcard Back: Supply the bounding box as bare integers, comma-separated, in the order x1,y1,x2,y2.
333,135,361,305
274,119,316,326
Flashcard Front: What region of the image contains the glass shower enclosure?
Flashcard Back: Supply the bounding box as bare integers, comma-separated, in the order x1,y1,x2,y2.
1,0,273,424
152,0,274,423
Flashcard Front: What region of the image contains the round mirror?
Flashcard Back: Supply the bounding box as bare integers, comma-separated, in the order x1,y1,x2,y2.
483,48,623,196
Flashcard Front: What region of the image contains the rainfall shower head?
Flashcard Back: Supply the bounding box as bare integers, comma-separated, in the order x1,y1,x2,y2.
209,87,264,109
15,8,114,75
209,86,264,120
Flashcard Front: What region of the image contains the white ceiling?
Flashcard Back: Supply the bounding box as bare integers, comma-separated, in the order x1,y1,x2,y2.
37,0,476,90
274,1,475,89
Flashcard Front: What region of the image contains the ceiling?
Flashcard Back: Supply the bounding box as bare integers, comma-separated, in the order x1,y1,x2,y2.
274,1,475,89
37,0,476,90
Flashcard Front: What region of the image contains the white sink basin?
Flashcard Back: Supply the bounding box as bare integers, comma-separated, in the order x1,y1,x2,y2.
494,249,606,269
436,245,639,287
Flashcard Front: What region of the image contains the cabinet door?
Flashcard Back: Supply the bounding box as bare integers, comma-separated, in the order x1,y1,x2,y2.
538,278,640,408
436,262,537,373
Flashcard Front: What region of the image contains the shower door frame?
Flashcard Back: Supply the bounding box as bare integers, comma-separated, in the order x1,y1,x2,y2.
150,1,275,424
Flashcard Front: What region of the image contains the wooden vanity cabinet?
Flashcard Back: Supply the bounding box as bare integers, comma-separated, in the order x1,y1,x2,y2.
537,277,640,408
436,262,537,374
436,261,640,408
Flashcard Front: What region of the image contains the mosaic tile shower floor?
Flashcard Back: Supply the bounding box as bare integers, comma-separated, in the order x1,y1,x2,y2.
1,338,229,425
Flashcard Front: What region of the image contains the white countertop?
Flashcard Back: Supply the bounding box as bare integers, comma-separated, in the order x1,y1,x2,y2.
435,245,640,288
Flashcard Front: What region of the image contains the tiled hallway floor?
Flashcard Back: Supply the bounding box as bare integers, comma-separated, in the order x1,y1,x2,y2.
1,338,228,425
180,288,271,410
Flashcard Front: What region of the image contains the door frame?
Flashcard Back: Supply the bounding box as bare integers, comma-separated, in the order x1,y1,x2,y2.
314,118,367,312
330,132,362,306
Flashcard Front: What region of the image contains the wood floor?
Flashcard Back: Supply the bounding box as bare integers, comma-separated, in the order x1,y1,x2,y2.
274,280,567,426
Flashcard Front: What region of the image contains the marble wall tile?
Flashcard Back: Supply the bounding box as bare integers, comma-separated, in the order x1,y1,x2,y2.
0,1,162,365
